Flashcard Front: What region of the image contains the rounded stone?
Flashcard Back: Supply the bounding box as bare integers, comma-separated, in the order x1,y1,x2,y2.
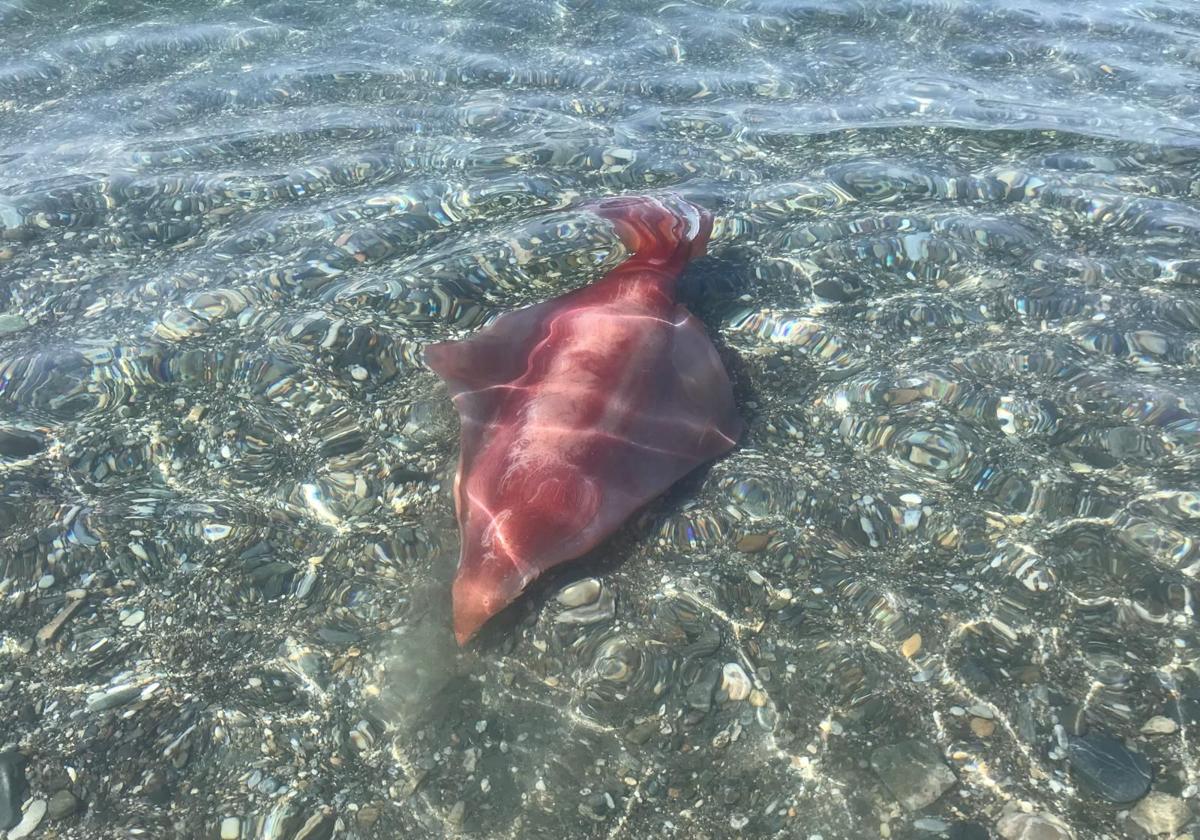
721,662,752,701
7,799,47,840
556,578,602,607
1140,716,1178,736
869,739,957,811
996,812,1074,840
969,717,996,738
47,789,80,820
1130,792,1191,836
0,313,29,336
1067,733,1152,804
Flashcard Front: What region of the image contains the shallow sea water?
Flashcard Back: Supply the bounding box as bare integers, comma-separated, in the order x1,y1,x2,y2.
2,1,1200,838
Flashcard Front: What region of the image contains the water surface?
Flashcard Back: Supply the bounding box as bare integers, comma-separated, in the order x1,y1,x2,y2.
2,1,1199,838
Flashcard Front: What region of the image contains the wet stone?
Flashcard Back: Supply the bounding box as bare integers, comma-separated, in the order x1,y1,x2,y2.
0,750,28,830
720,662,752,701
7,799,47,839
996,812,1074,840
0,313,29,335
1140,716,1178,735
869,739,956,810
1130,792,1191,836
293,810,335,840
556,578,602,607
969,717,996,738
356,803,382,829
120,607,145,627
554,587,615,625
86,682,143,712
736,533,771,553
47,788,80,820
686,663,722,711
1067,732,1152,803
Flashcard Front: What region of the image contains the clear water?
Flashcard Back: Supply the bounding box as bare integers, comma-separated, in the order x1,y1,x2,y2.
1,1,1199,838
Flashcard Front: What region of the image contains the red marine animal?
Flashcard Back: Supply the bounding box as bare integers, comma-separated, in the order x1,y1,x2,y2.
425,194,742,644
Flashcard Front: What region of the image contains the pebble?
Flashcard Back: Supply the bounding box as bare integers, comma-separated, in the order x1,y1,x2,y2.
721,663,752,701
0,750,28,831
356,803,382,829
900,633,922,658
686,664,721,711
293,810,335,840
36,574,55,590
120,608,145,628
555,588,615,625
0,313,29,336
556,578,602,607
969,717,995,738
47,789,80,820
220,816,241,839
996,811,1075,840
736,533,771,553
349,365,369,381
914,817,948,832
1140,715,1178,735
86,682,144,712
869,740,956,811
1130,792,1191,835
7,799,47,839
1067,732,1152,803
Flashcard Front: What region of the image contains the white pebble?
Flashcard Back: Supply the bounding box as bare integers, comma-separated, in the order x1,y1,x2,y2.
8,800,47,839
721,662,752,701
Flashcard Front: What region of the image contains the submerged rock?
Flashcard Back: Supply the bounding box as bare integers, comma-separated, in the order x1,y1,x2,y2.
720,662,752,701
996,812,1074,840
869,739,956,810
7,799,47,839
1139,716,1177,736
47,789,80,820
0,313,29,336
556,578,602,607
1067,732,1152,803
1129,792,1191,836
